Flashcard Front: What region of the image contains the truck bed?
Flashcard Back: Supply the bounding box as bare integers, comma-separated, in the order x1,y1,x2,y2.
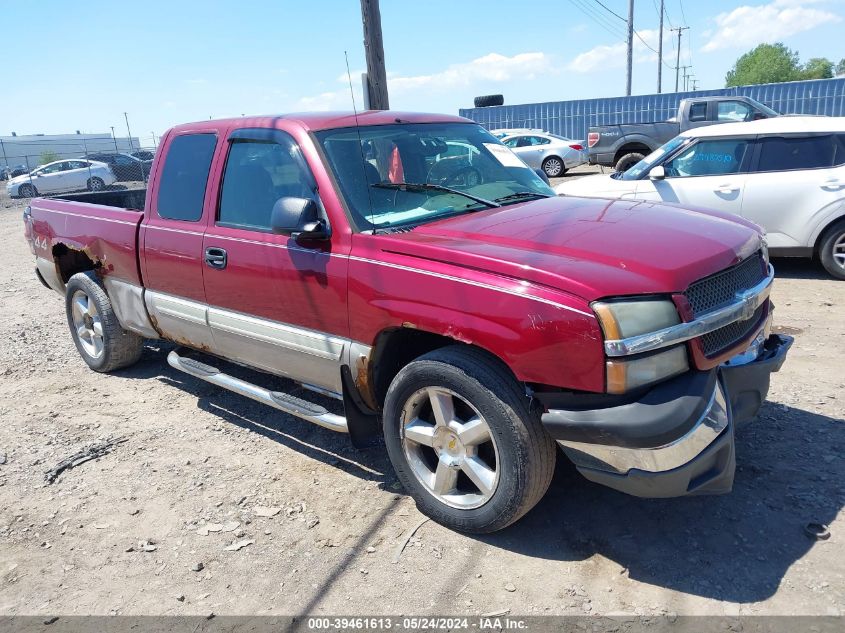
27,188,146,287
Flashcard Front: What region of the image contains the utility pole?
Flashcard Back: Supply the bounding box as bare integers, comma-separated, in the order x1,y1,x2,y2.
110,126,119,152
625,0,634,96
657,0,664,93
360,0,389,110
691,79,699,91
671,26,689,92
124,112,134,151
680,66,691,91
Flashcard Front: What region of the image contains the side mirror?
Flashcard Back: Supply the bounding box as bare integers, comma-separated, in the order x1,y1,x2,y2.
648,165,666,180
270,197,329,240
534,168,550,185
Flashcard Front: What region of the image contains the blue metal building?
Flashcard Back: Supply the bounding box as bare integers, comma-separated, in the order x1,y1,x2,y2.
459,78,845,141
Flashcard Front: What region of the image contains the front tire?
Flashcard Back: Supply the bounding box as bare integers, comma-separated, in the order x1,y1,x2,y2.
383,346,555,533
819,220,845,280
87,176,105,192
18,183,36,198
614,152,645,173
65,272,143,372
542,156,565,178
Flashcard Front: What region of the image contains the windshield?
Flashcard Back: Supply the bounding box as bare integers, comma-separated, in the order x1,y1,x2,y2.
315,122,554,230
616,135,691,180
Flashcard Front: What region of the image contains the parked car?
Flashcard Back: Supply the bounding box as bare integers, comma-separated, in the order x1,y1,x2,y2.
500,132,587,177
556,116,845,279
84,152,150,182
588,96,779,173
489,128,545,139
23,111,791,533
10,164,29,178
131,150,156,161
7,159,115,197
0,166,9,181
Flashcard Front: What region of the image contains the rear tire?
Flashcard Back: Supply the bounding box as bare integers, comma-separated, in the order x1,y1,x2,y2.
614,152,645,173
819,220,845,280
383,345,556,533
65,272,143,372
87,176,105,192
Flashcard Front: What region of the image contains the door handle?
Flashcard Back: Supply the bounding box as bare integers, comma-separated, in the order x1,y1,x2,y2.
714,184,739,194
204,247,227,270
821,178,842,189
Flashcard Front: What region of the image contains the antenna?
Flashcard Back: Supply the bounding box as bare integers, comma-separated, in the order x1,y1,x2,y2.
345,51,377,233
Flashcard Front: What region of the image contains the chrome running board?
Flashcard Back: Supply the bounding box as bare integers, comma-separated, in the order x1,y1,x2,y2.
166,349,348,433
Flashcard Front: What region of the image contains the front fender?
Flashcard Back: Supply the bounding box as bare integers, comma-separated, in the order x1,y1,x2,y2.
347,256,606,393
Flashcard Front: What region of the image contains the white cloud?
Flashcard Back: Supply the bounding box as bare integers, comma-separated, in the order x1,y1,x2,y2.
702,0,840,52
389,52,553,93
567,30,665,73
296,52,554,111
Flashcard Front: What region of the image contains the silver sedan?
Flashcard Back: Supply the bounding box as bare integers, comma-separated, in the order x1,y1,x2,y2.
499,132,588,177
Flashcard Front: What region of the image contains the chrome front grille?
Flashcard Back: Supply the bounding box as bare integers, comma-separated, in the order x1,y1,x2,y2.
684,252,768,357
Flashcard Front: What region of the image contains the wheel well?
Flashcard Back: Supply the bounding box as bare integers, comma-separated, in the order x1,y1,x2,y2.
52,243,99,283
614,144,650,164
814,216,845,256
367,327,513,410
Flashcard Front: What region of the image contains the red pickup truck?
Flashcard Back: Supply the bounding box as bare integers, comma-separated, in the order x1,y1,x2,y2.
23,111,791,533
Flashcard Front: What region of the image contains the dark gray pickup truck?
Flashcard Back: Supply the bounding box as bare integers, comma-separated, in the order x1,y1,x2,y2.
588,96,779,172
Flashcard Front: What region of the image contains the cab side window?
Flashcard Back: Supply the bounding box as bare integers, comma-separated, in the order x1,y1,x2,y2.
688,102,707,122
217,134,313,231
664,138,750,177
755,135,842,172
156,133,217,222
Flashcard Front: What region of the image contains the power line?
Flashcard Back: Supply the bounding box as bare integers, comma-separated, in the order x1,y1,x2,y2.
568,0,627,39
589,0,627,22
677,0,688,26
571,0,627,37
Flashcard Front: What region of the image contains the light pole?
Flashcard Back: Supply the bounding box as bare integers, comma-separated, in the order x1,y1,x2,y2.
110,126,119,152
124,112,134,151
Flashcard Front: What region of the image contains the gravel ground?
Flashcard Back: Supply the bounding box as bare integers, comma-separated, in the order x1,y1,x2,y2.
0,177,843,617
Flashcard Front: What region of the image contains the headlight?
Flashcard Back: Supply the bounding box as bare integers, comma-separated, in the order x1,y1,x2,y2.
761,237,769,268
593,299,687,393
606,346,689,394
592,299,680,339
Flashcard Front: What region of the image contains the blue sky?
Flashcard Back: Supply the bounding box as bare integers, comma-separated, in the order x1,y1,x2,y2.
2,0,841,145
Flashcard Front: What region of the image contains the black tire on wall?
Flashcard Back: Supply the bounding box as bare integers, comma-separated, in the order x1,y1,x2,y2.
474,94,504,108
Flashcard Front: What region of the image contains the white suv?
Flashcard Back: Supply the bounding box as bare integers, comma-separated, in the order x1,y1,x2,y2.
555,117,845,279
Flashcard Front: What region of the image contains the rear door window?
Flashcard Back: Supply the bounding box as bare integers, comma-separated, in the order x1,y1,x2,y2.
754,135,842,172
156,133,217,221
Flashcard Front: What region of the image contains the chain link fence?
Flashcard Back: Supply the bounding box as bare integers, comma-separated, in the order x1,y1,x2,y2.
1,133,158,199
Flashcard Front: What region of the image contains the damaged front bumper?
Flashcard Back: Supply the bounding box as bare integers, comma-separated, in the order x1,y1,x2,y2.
541,334,793,498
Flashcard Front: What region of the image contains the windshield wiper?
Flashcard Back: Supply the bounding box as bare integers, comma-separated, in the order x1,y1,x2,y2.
493,191,553,203
371,182,500,209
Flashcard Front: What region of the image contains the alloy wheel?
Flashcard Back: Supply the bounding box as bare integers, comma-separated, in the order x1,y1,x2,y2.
400,386,499,509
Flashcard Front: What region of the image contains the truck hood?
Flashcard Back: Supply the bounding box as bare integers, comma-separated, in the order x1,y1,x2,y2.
382,196,762,301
